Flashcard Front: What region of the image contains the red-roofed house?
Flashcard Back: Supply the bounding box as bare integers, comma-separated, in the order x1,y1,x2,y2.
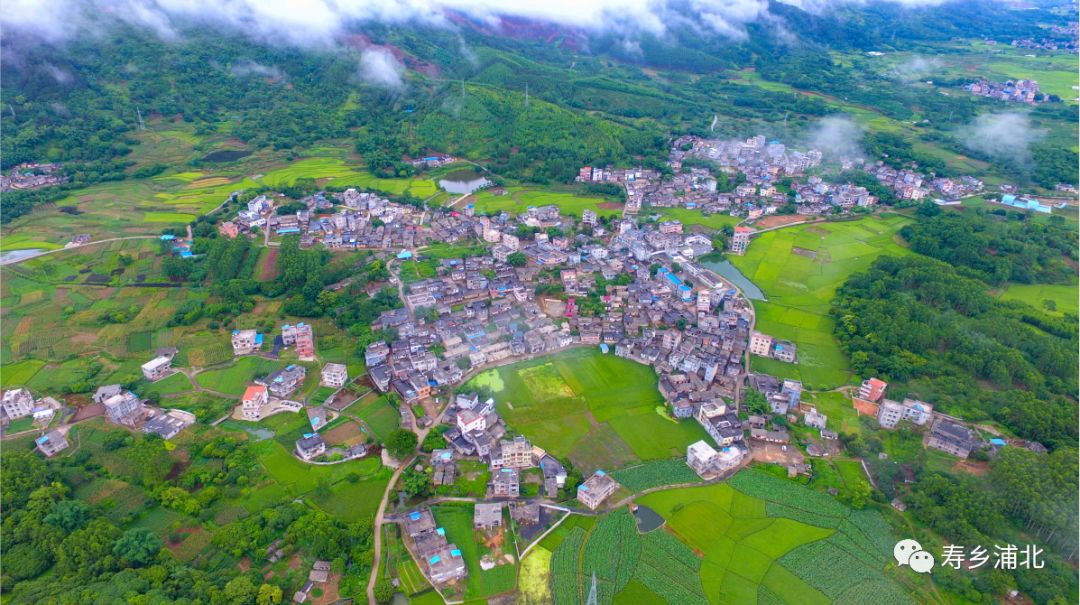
241,384,269,421
858,378,888,402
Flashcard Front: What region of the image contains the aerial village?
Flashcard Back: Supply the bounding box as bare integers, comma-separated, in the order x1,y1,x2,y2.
0,129,1048,599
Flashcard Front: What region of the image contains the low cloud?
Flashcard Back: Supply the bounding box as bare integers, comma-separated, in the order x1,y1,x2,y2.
230,60,286,82
1,0,965,51
359,48,405,90
888,55,940,82
958,112,1045,164
806,115,865,159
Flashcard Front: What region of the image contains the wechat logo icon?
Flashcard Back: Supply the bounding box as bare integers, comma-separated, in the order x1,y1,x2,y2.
894,539,935,574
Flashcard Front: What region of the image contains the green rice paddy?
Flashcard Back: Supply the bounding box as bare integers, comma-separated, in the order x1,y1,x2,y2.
463,347,709,472
732,215,912,389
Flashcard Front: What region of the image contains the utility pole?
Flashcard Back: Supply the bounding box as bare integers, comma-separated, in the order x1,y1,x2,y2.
586,572,598,605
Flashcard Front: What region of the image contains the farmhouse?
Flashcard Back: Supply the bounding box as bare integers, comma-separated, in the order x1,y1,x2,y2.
143,410,194,440
473,502,504,530
803,407,827,430
858,378,888,402
539,455,568,498
2,388,34,419
686,440,745,478
877,398,934,429
296,433,327,460
492,435,534,469
729,226,752,255
241,384,269,421
321,363,348,388
259,365,307,398
927,419,981,459
35,430,69,457
696,401,744,447
231,329,263,355
141,355,173,381
489,468,520,498
577,470,618,510
748,331,773,357
282,323,315,361
101,389,145,427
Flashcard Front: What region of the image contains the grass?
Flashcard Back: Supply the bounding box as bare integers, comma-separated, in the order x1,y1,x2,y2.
996,283,1079,316
194,357,280,395
469,185,623,218
802,390,863,435
654,207,740,231
732,214,912,389
463,348,710,472
519,545,554,605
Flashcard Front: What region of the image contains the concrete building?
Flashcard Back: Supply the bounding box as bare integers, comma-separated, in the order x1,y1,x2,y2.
35,430,69,457
877,398,934,429
141,356,173,382
241,384,269,421
927,419,981,458
489,468,520,498
492,435,534,469
2,388,34,419
231,329,262,355
803,407,827,430
260,365,307,398
859,378,888,402
296,433,327,460
577,470,618,510
749,331,773,357
104,391,144,427
729,226,752,255
473,502,503,530
321,363,348,388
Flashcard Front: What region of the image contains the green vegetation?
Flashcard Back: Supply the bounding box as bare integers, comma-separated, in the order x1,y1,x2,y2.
464,348,709,471
731,214,912,388
609,459,703,492
432,504,518,600
832,254,1077,448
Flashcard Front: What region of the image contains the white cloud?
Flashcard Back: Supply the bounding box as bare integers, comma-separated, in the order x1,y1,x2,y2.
888,55,941,82
806,114,865,159
359,47,405,90
958,112,1045,164
1,0,962,48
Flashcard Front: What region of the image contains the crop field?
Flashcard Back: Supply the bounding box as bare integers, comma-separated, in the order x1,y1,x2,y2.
609,459,703,492
614,468,912,605
801,391,864,435
463,348,709,472
470,186,623,218
732,215,912,388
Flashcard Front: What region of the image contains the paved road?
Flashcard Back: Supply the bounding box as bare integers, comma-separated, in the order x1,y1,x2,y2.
1,236,160,265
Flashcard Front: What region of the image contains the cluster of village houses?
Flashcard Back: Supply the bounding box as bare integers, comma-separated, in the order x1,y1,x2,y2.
0,162,68,192
220,190,437,250
963,78,1049,104
575,133,985,221
2,347,197,458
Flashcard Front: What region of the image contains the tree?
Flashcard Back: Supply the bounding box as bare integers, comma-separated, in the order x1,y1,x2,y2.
45,499,91,532
257,583,284,605
402,466,432,498
385,429,418,460
224,576,258,605
374,578,395,603
507,252,527,267
113,527,162,567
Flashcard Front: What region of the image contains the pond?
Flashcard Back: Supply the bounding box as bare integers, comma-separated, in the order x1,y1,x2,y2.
0,249,45,265
439,176,491,194
633,505,665,533
201,149,252,163
700,258,767,301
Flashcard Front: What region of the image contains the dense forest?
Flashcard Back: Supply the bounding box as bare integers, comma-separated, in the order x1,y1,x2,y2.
0,433,381,604
832,254,1077,448
901,206,1079,285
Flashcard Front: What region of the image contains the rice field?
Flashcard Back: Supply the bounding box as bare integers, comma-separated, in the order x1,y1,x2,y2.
732,215,912,389
463,348,709,473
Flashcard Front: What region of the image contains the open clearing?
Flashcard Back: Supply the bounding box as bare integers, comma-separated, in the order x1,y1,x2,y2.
732,214,911,389
463,347,709,472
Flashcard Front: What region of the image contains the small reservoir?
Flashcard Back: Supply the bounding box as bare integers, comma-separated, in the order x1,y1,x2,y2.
700,259,767,301
439,169,491,194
